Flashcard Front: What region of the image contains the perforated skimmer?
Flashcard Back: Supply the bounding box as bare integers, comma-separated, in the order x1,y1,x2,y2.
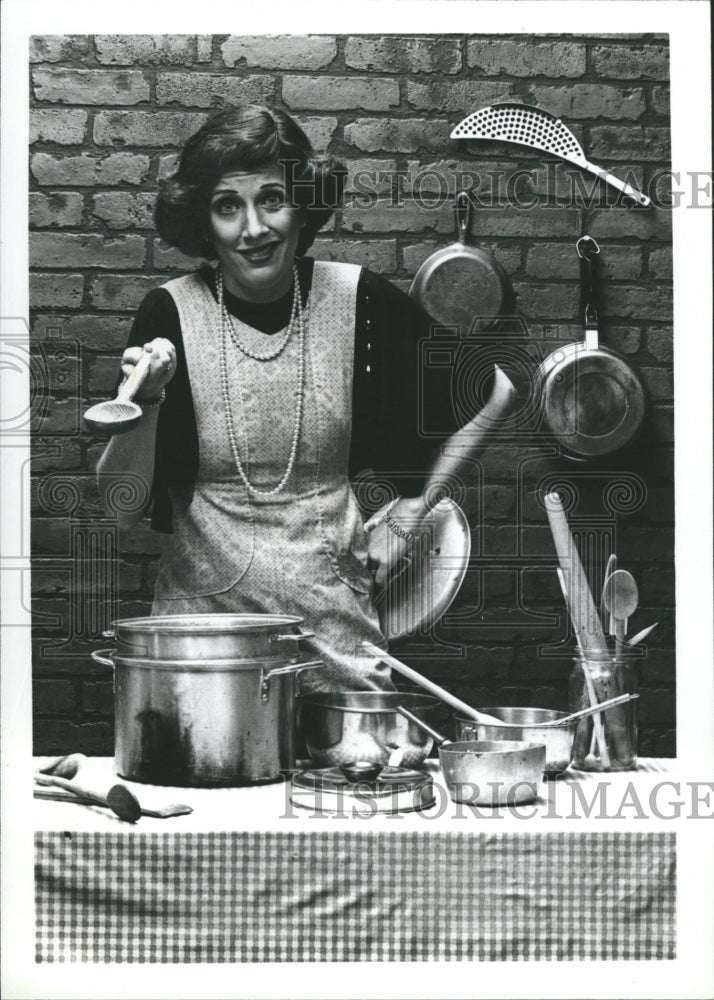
451,103,651,207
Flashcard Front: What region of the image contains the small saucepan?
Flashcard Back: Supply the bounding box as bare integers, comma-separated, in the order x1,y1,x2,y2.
454,707,577,777
395,707,546,805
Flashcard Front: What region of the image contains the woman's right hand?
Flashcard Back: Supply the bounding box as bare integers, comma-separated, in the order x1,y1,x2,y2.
121,338,177,402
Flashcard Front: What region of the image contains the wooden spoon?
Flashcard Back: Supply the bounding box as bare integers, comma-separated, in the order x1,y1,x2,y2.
628,622,658,646
362,642,507,726
83,350,152,437
603,569,639,651
34,773,142,823
600,553,617,631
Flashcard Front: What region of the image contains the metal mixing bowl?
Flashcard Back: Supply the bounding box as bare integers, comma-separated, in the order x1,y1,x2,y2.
299,691,440,768
454,707,577,777
438,740,546,806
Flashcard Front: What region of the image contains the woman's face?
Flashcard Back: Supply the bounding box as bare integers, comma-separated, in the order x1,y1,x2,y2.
208,165,303,303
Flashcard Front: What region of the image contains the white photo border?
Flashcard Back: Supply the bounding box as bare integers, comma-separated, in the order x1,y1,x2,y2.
2,2,712,999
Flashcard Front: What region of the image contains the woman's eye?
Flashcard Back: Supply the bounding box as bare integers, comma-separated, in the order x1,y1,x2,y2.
214,199,239,216
263,192,286,209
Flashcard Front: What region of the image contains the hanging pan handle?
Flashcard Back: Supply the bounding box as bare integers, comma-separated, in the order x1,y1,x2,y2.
576,235,600,350
454,190,472,245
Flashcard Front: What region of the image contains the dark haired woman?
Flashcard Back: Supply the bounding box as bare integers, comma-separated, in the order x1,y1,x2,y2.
97,105,516,695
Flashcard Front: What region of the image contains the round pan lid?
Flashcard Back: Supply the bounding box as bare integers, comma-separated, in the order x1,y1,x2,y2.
374,497,471,643
111,613,304,634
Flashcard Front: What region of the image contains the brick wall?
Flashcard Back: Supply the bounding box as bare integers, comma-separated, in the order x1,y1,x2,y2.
29,33,674,756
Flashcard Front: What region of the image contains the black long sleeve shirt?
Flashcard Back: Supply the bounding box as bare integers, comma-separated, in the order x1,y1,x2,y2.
125,258,459,532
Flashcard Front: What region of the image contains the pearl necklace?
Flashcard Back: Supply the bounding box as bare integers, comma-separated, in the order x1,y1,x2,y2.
217,266,306,497
217,269,297,361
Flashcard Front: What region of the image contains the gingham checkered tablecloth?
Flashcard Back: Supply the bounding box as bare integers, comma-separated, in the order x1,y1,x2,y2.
35,759,677,963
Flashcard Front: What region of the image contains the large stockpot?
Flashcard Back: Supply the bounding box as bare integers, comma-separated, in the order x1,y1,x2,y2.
92,614,322,787
299,691,440,768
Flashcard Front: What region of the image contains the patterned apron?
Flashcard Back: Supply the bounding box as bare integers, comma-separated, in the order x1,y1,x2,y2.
153,262,393,694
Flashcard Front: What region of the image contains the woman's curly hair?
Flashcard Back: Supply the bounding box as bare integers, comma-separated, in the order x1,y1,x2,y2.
155,105,347,259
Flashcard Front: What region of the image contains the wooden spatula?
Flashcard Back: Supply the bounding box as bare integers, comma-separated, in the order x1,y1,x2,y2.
600,553,617,632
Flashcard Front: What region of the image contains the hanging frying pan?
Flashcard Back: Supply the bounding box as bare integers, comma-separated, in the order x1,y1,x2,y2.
408,191,514,332
536,236,647,461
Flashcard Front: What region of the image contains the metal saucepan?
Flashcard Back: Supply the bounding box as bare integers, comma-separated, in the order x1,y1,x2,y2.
409,191,514,332
536,236,646,460
454,708,577,777
400,693,551,801
400,704,572,779
439,741,546,806
298,691,440,768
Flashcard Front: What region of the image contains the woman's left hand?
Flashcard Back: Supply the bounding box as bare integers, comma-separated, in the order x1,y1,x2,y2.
365,496,427,589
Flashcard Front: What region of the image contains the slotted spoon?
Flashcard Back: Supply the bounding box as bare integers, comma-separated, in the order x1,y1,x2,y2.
450,103,651,207
83,350,152,437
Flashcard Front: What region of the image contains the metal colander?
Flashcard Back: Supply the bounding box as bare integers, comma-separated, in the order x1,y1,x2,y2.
451,103,650,207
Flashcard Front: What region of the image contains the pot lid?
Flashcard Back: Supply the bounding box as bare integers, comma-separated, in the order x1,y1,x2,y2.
111,613,304,633
290,766,435,815
373,497,471,642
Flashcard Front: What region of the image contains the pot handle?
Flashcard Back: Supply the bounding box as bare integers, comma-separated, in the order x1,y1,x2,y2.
274,631,315,642
263,659,323,680
260,659,323,701
91,648,116,669
576,235,601,350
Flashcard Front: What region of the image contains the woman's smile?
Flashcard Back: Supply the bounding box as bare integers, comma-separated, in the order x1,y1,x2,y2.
238,242,280,265
209,166,302,302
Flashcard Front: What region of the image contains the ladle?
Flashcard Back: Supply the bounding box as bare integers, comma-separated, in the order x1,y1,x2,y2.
397,706,450,746
602,569,639,650
83,350,152,437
